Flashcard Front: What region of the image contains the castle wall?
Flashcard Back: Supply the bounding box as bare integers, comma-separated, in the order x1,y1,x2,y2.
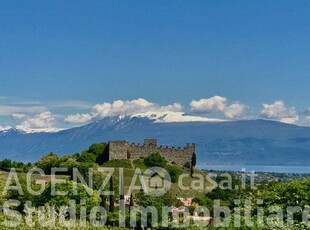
107,139,195,168
108,141,128,160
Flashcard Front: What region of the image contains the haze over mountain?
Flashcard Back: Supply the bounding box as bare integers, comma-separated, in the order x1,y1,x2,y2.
0,113,310,166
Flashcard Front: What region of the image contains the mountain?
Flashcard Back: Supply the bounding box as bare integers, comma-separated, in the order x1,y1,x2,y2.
1,115,310,166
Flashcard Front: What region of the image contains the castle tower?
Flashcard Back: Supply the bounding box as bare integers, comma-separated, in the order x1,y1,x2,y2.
143,139,157,147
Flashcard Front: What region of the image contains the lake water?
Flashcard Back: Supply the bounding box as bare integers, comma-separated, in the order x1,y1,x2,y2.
196,164,310,174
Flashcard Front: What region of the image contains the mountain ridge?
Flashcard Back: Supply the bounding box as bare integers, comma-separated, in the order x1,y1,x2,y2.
1,116,310,165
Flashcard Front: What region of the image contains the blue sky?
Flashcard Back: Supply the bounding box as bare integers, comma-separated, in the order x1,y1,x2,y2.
1,1,310,131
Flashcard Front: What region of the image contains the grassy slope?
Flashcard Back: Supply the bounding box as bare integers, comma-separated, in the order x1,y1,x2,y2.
102,159,211,197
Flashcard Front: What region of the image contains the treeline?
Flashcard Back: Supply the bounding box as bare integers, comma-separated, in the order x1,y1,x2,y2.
0,143,108,174
0,159,32,172
34,143,107,178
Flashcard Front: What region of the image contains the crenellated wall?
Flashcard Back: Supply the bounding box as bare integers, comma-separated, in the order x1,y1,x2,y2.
107,139,195,168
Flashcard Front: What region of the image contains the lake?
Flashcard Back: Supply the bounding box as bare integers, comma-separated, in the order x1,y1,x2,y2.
196,164,310,174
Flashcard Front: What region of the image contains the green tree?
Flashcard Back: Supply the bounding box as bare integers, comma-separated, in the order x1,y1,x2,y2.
35,152,59,174
144,153,167,168
165,164,183,183
109,176,115,213
0,159,12,170
39,181,101,216
129,193,134,208
77,150,97,163
136,192,180,228
191,152,197,167
88,143,107,164
190,165,194,178
88,143,105,156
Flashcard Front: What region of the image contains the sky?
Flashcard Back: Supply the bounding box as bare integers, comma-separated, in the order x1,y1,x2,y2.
1,0,310,132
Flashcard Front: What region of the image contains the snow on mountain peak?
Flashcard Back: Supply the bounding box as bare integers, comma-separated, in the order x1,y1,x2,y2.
15,127,64,134
130,111,225,123
0,125,13,132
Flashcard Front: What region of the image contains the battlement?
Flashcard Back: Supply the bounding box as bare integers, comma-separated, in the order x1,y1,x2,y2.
107,139,195,168
143,139,157,147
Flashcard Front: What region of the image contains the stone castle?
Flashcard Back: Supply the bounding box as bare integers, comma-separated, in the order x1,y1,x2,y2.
105,139,195,168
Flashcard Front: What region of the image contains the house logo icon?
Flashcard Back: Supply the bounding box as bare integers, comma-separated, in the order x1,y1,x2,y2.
143,167,171,196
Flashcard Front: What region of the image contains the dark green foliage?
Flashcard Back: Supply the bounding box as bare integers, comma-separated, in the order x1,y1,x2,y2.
77,150,97,163
109,176,115,212
165,164,183,183
257,178,310,221
192,195,213,208
190,165,194,178
200,174,244,215
0,159,32,172
191,152,197,166
88,143,105,156
144,152,167,168
0,159,12,169
89,143,107,165
35,152,60,174
129,193,134,207
76,143,107,164
6,173,41,211
135,192,181,227
33,143,107,176
39,181,101,216
100,194,107,209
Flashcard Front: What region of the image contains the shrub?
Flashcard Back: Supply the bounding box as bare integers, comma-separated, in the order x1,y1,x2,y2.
165,164,183,183
144,153,167,168
39,181,101,216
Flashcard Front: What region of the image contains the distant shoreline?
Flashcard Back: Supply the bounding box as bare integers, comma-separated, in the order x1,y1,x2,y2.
197,164,310,174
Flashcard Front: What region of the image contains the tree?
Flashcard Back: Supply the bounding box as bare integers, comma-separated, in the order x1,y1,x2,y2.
190,165,194,178
144,153,167,168
129,193,134,208
135,192,180,227
39,181,101,216
59,156,79,178
100,194,107,209
35,152,59,174
88,143,105,156
191,152,197,167
109,176,115,212
165,164,183,183
88,143,107,164
0,159,12,170
77,151,96,163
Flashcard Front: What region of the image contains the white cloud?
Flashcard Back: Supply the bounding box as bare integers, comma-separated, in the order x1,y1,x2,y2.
15,111,61,133
190,96,227,114
0,125,12,131
190,96,248,119
11,113,27,120
64,98,183,123
92,98,182,118
223,103,249,119
260,100,299,124
64,113,92,123
0,105,46,115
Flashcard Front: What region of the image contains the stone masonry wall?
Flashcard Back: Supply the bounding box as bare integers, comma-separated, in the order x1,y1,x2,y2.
108,141,128,160
107,139,195,168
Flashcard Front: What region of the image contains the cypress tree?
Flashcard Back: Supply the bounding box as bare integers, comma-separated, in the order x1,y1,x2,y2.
190,165,194,178
100,194,107,209
129,193,134,209
109,176,115,212
191,152,197,167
